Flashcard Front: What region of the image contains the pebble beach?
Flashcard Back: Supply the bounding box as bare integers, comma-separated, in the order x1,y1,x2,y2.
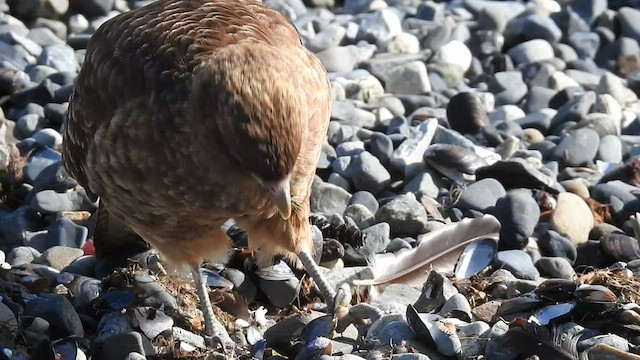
1,0,640,359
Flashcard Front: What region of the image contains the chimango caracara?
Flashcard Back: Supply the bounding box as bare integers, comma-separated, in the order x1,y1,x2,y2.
62,0,334,347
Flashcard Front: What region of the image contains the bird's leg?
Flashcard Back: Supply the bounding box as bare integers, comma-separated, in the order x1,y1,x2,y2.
191,266,234,350
298,250,337,311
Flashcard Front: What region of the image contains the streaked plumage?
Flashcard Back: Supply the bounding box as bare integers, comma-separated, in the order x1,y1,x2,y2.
62,0,332,344
63,0,331,265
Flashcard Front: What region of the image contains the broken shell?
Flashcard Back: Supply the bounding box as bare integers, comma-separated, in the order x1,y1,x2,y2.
96,311,133,342
294,336,332,360
534,279,577,302
454,237,498,279
493,296,544,322
406,307,463,356
300,314,336,343
529,301,576,326
132,306,174,340
202,268,234,290
424,143,488,175
69,276,101,307
255,260,296,281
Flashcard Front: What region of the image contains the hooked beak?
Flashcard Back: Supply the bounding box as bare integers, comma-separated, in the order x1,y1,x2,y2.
263,178,292,220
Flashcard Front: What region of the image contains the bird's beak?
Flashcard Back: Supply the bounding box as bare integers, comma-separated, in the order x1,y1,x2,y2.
264,178,292,220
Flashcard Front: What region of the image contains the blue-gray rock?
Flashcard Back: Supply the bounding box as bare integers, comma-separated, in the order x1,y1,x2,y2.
507,39,555,65
597,134,623,163
7,246,41,266
24,294,84,339
0,206,45,248
494,250,540,280
378,321,416,344
550,91,595,130
16,113,43,138
375,193,428,236
344,222,390,265
97,331,155,360
311,176,352,216
335,140,365,157
504,13,562,45
493,189,540,249
577,334,630,353
457,178,506,212
344,151,391,195
488,71,527,106
458,321,491,359
260,275,300,308
47,218,88,248
23,147,62,184
535,256,576,280
328,172,350,191
70,0,114,16
348,190,379,213
31,189,97,214
37,44,78,73
369,132,394,166
571,0,608,24
568,31,600,59
538,230,578,265
551,128,600,167
403,171,439,199
386,115,411,137
619,7,640,44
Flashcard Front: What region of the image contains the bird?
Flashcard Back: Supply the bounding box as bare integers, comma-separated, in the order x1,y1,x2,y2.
62,0,335,348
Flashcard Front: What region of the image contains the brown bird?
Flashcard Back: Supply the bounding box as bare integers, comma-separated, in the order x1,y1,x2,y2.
62,0,334,347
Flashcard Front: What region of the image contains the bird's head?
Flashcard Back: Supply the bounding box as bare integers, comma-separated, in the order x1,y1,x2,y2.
192,44,306,220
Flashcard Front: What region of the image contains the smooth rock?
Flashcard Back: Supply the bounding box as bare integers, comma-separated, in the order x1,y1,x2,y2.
550,192,594,246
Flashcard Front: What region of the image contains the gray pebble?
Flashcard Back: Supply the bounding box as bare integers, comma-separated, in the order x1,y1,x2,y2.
345,151,391,195
551,128,600,167
535,256,576,280
457,178,506,212
375,193,428,236
493,189,540,249
7,246,41,266
494,250,540,280
577,334,630,353
37,44,78,73
310,176,352,216
31,189,97,214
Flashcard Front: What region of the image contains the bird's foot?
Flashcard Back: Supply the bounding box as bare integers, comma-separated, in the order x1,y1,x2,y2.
191,266,234,350
298,250,337,311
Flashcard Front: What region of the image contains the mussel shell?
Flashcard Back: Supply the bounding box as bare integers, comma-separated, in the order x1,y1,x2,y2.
446,92,490,134
70,276,101,307
493,296,544,322
454,237,497,279
424,143,488,175
530,301,576,325
255,260,295,281
202,268,234,290
600,233,640,262
534,279,577,302
96,311,133,342
301,314,335,343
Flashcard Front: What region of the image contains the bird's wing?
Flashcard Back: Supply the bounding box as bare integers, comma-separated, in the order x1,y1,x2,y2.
290,52,332,208
62,0,303,201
